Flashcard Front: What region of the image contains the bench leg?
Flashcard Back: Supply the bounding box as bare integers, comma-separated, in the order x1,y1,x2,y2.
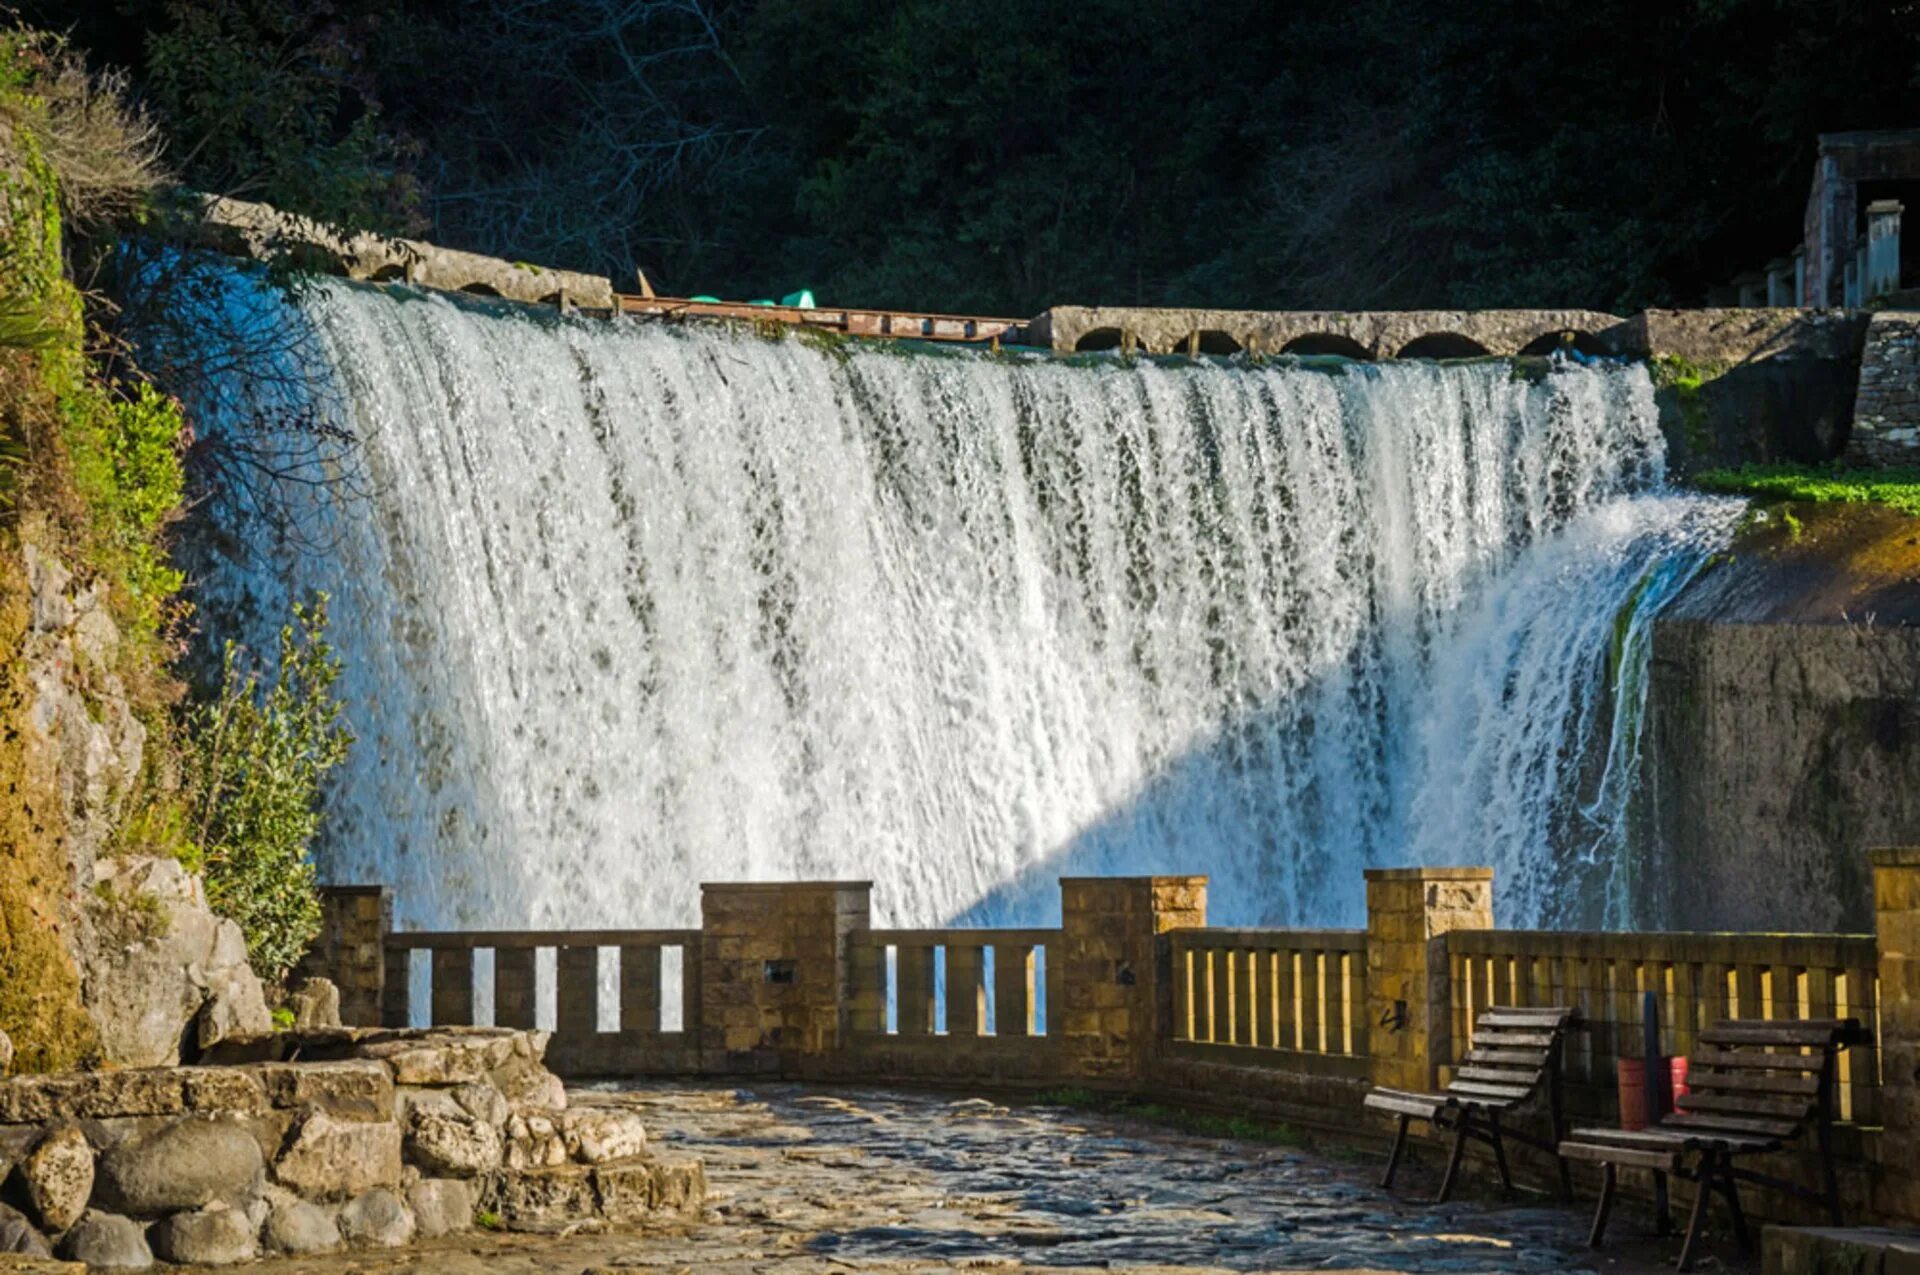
1380,1114,1411,1189
1556,1151,1575,1204
1436,1113,1470,1204
1676,1159,1715,1273
1652,1170,1673,1236
1711,1163,1751,1252
1588,1162,1616,1249
1487,1111,1513,1198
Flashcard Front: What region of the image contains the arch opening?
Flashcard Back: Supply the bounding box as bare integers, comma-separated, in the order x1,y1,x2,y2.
459,282,504,298
1517,329,1608,357
1194,329,1243,356
1396,333,1492,360
1280,333,1372,360
1074,327,1128,353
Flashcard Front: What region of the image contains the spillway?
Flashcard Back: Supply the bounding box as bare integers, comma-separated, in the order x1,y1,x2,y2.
162,275,1742,933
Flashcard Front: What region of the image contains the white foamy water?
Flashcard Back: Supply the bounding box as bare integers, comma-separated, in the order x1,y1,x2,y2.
161,274,1741,932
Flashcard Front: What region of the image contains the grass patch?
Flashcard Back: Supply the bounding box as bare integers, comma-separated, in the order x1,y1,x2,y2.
1031,1087,1306,1146
1689,463,1920,517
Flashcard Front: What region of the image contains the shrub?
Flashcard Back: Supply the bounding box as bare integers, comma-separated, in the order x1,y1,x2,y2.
0,27,166,228
182,595,352,983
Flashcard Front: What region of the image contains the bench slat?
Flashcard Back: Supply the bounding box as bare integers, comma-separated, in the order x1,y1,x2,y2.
1363,1090,1448,1120
1470,1028,1557,1049
1694,1047,1827,1072
1559,1141,1680,1171
1447,1080,1532,1104
1664,1111,1802,1139
1674,1091,1814,1121
1454,1064,1545,1087
1477,1008,1575,1028
1700,1021,1853,1047
1464,1047,1552,1068
1687,1068,1822,1096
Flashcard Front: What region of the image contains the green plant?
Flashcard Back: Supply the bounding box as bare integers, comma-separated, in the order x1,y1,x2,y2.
270,1005,295,1031
183,595,353,983
475,1210,502,1232
1691,464,1920,518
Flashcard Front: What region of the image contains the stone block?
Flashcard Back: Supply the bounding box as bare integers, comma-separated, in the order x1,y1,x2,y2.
58,1210,151,1268
337,1188,414,1248
247,1061,394,1122
150,1201,257,1266
272,1112,402,1202
592,1155,706,1222
407,1178,475,1237
22,1126,92,1233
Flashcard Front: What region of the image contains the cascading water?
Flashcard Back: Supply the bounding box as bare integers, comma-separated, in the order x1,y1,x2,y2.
157,270,1743,934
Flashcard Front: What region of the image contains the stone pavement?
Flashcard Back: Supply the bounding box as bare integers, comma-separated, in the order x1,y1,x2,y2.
191,1083,1757,1274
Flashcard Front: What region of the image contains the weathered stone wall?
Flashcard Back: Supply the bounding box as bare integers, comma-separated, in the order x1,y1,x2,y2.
1030,304,1626,358
1362,868,1492,1094
294,887,391,1028
1845,311,1920,466
1641,504,1920,933
0,1027,700,1266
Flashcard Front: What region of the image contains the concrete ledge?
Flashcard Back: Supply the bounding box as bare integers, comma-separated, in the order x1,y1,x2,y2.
1763,1225,1920,1275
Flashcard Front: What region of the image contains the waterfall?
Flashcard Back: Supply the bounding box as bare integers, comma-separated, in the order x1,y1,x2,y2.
160,272,1742,933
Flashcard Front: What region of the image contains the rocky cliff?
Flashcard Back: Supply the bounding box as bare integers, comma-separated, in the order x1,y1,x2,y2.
1639,502,1920,931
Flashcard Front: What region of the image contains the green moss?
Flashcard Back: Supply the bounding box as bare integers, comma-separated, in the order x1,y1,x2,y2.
1690,463,1920,518
1651,354,1727,457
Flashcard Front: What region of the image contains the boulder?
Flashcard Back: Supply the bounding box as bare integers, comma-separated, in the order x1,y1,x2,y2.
95,1116,264,1215
22,1125,93,1232
503,1110,566,1171
337,1188,414,1248
0,1028,13,1075
272,1111,402,1202
560,1108,647,1164
79,857,273,1067
150,1201,257,1266
406,1178,475,1238
405,1111,502,1177
58,1211,152,1269
0,1201,52,1257
495,1165,596,1233
284,978,343,1030
261,1196,339,1255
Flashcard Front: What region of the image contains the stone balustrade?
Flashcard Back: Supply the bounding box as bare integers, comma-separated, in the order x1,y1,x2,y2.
311,850,1920,1230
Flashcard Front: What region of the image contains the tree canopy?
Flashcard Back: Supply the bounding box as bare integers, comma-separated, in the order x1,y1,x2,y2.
30,0,1920,314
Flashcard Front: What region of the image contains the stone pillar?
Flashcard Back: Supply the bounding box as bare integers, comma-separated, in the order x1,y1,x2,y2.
1766,257,1795,307
697,882,871,1073
1364,867,1493,1093
1733,270,1766,308
1056,876,1206,1081
1868,200,1904,302
1871,848,1920,1222
292,886,391,1027
1793,247,1807,308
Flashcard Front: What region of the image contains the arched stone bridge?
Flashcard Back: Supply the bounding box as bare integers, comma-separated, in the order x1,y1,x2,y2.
1029,304,1630,358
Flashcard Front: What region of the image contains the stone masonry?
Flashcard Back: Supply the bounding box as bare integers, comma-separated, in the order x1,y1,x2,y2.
699,882,871,1070
1363,867,1494,1094
1871,848,1920,1224
1056,876,1206,1080
1845,311,1920,466
295,887,392,1028
0,1027,702,1266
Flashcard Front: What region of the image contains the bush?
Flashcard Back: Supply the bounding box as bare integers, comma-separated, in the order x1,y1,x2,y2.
0,27,165,228
182,595,352,983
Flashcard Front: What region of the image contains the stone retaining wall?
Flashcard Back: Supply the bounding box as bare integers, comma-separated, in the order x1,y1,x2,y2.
0,1028,701,1267
1845,310,1920,465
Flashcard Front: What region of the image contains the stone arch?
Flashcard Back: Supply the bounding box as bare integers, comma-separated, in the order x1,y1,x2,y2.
1280,333,1372,360
1518,329,1608,357
1396,332,1492,359
459,281,504,298
1193,330,1243,356
365,263,410,284
1074,327,1128,353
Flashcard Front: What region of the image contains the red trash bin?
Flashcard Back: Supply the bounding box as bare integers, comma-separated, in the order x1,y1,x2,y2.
1670,1055,1690,1113
1617,1058,1648,1131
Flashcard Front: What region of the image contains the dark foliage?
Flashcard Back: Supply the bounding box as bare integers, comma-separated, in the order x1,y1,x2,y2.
25,0,1920,313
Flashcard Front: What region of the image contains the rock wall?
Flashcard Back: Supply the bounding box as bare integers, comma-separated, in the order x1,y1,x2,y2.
15,538,273,1067
1639,504,1920,932
0,1027,702,1266
1845,310,1920,466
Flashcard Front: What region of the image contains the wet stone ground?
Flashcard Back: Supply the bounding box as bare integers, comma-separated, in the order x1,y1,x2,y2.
221,1083,1758,1274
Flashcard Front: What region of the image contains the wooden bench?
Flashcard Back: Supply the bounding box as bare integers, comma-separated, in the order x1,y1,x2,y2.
1558,1016,1867,1272
1363,1004,1578,1202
